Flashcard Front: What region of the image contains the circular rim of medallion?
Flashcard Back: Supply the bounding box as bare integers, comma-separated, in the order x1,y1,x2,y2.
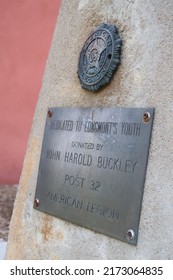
78,23,122,92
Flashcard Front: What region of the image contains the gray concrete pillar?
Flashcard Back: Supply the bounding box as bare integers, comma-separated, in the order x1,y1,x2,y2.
6,0,173,259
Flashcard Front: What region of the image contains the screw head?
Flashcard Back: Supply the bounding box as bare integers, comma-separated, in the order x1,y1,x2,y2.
34,198,40,208
143,112,150,123
126,229,135,241
48,110,53,118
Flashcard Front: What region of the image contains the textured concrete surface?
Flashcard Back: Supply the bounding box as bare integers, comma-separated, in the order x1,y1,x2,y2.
6,0,173,259
0,185,18,241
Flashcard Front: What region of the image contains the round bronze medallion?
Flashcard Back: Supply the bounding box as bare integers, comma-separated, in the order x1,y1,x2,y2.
78,23,122,92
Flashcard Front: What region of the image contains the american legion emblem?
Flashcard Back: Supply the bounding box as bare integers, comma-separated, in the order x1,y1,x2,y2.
78,23,122,92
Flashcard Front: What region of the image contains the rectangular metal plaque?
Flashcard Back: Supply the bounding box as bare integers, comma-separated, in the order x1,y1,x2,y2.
34,107,154,245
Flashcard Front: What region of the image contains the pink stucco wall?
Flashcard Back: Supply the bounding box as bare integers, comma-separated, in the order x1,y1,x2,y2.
0,0,61,183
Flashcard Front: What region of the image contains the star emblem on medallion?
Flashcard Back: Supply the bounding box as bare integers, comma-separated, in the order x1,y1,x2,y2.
78,23,122,92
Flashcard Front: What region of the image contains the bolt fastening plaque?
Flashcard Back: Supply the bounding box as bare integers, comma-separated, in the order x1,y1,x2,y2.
34,107,154,245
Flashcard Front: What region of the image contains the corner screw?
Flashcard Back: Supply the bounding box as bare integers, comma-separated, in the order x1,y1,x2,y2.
48,110,53,118
126,229,135,241
143,112,150,123
34,198,40,208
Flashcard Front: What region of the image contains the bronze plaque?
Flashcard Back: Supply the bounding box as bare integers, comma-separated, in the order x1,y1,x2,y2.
34,107,154,245
78,23,122,92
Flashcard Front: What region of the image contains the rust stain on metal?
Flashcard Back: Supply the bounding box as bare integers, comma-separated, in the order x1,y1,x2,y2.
34,198,39,207
48,110,53,118
143,112,151,123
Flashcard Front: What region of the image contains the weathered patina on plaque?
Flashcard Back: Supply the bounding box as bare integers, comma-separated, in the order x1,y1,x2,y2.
78,23,122,92
34,107,154,245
